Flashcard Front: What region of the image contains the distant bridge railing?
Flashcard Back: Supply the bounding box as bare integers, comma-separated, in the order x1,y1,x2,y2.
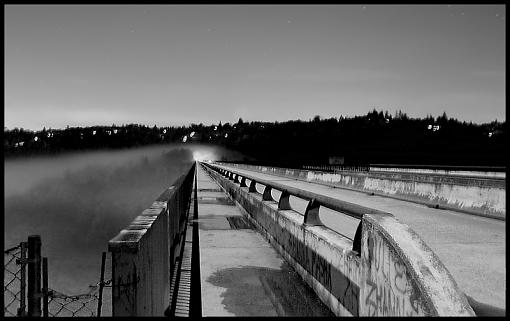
202,162,475,316
108,163,196,316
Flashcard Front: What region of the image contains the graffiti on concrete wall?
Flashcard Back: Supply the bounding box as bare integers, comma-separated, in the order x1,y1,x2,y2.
362,228,427,316
219,171,362,316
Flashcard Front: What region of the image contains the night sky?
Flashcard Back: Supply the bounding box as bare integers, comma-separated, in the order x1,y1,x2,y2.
5,5,505,131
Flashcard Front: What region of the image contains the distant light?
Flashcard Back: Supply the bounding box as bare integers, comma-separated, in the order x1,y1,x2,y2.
47,133,51,137
114,129,118,134
92,130,96,135
182,135,188,143
19,141,24,146
214,126,218,131
193,150,216,162
163,129,166,134
385,118,390,123
427,124,432,130
224,133,228,138
488,132,493,137
107,130,111,135
190,131,195,137
433,125,440,132
34,136,38,142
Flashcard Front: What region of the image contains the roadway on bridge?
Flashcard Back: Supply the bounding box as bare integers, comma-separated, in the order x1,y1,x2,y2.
214,164,506,311
195,165,333,316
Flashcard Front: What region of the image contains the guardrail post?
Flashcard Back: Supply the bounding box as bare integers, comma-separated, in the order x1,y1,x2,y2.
352,221,363,255
303,199,323,226
17,242,27,317
234,174,240,183
249,180,257,193
97,251,107,317
42,257,48,317
278,191,292,210
262,186,274,201
240,177,247,187
27,235,42,317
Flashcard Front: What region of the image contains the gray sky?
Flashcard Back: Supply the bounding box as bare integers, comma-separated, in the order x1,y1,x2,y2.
5,5,505,130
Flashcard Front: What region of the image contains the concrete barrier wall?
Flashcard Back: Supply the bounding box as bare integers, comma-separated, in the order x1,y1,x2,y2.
108,164,195,316
108,199,170,316
222,163,505,220
204,163,475,316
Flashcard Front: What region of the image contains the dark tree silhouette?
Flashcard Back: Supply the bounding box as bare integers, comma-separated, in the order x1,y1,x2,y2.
4,110,505,166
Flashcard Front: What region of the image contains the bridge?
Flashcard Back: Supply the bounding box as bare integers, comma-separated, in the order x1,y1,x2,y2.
108,161,505,316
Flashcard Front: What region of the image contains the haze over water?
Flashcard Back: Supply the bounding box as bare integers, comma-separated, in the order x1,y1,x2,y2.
4,144,241,295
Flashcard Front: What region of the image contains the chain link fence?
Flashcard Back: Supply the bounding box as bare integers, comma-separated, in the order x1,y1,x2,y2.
4,244,25,317
4,237,111,317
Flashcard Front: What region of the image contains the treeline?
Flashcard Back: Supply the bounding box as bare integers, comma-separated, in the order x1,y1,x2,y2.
4,110,506,166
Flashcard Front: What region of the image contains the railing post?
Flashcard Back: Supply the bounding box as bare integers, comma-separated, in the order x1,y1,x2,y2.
42,257,48,317
303,199,323,226
352,221,363,255
27,235,42,317
97,251,107,317
249,180,257,193
278,191,292,210
240,177,247,187
262,186,274,201
17,242,27,317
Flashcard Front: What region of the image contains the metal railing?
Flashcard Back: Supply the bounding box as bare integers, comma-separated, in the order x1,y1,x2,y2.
303,164,370,172
4,235,111,317
202,162,392,254
369,163,506,172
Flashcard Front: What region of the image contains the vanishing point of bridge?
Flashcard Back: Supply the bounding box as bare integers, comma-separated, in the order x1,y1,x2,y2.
108,161,505,316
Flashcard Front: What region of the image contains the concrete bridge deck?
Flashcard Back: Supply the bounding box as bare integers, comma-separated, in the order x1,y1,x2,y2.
195,165,333,316
214,163,506,312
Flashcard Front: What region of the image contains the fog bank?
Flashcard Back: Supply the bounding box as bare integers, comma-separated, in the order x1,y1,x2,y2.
4,143,244,294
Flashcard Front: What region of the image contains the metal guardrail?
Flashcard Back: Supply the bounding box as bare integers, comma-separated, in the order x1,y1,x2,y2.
206,162,391,219
369,163,506,172
304,165,370,172
202,162,394,254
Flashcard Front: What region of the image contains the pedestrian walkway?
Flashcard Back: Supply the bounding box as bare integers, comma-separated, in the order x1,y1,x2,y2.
195,165,332,316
